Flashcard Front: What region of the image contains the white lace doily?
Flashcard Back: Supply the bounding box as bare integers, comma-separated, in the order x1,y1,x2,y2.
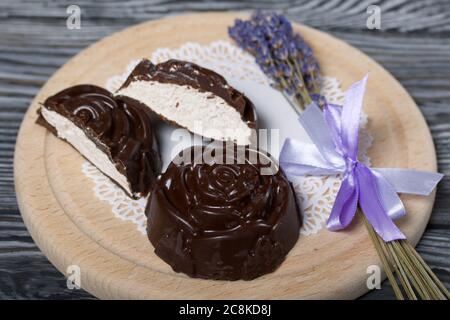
83,41,373,236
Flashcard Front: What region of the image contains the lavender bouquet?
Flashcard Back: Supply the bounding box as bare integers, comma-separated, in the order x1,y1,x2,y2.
229,11,322,113
229,12,449,300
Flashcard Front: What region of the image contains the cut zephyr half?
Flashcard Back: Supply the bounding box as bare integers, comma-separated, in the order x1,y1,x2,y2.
117,59,258,145
37,84,161,199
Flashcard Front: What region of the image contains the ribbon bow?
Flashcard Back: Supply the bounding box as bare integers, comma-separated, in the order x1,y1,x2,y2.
280,75,443,242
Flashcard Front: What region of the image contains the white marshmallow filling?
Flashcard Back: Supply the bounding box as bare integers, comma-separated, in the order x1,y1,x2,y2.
40,107,133,196
117,81,253,145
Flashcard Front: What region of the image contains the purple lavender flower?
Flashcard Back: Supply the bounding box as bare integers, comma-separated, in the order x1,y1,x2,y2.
229,11,322,111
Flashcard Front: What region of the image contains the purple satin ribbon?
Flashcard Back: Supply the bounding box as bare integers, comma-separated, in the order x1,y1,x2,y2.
280,75,443,242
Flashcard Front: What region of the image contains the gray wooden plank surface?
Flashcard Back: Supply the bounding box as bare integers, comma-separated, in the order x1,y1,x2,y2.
0,0,449,300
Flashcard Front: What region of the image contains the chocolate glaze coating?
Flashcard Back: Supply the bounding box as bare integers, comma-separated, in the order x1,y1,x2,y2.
37,84,161,198
120,59,257,129
146,146,301,280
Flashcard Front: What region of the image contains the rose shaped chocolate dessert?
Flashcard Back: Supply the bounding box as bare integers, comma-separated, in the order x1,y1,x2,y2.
146,146,301,280
37,84,161,198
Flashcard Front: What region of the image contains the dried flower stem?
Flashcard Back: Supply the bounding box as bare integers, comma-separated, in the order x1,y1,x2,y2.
360,209,449,300
291,59,313,104
281,91,304,114
288,59,312,107
361,211,404,299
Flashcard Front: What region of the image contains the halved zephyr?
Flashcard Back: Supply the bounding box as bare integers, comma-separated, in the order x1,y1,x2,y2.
37,84,161,199
116,59,257,145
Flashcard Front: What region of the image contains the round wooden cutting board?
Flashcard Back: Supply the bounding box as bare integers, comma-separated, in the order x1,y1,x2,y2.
14,12,438,299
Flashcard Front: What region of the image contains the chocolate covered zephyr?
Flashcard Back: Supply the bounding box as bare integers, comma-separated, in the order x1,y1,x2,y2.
117,59,257,145
146,146,301,280
37,84,161,198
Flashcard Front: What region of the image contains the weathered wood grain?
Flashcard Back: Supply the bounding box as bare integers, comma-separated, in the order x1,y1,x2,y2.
0,0,449,299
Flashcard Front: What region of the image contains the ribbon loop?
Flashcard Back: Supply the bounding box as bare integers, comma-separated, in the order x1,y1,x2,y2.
340,75,368,160
298,102,346,168
280,138,345,176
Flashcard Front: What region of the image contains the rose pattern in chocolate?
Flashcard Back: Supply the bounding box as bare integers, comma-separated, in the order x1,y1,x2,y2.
38,84,161,198
146,146,301,280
